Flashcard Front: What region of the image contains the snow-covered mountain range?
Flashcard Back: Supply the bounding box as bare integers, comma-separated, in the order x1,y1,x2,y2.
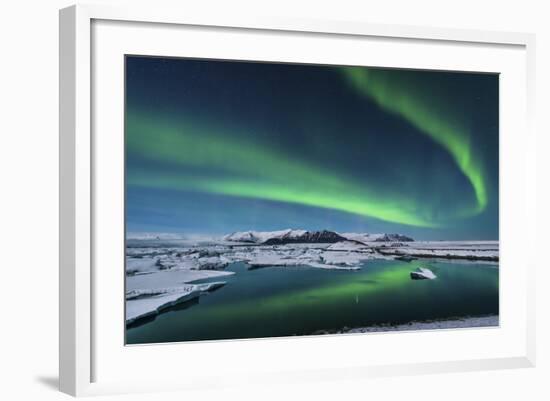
223,229,414,245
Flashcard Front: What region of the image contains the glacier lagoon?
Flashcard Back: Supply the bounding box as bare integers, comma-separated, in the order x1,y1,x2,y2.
126,258,498,345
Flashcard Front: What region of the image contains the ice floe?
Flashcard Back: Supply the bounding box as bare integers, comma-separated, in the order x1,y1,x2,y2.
126,281,226,325
410,267,437,280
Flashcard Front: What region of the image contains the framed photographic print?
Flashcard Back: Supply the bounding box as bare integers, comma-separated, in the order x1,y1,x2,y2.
124,56,501,344
60,4,536,396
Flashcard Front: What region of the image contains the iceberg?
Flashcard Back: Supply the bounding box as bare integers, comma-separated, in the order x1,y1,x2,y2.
410,267,437,280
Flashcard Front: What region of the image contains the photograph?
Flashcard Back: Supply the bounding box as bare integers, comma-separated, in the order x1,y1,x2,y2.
124,55,499,345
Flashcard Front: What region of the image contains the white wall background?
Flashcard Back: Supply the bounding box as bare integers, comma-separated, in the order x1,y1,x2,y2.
0,0,547,399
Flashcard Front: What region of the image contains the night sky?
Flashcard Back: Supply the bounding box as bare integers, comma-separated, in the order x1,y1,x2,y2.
125,56,499,240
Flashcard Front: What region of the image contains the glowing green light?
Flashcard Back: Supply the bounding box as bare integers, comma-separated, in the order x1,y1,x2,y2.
341,67,488,214
194,262,414,319
126,112,438,227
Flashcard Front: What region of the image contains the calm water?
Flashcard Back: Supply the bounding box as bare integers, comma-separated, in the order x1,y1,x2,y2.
126,259,499,344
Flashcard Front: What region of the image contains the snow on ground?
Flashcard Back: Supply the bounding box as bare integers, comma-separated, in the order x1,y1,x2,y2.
229,244,375,270
245,250,361,270
325,240,369,251
126,254,235,325
340,315,499,334
126,257,158,275
320,250,377,267
377,241,499,261
340,232,413,242
127,269,234,292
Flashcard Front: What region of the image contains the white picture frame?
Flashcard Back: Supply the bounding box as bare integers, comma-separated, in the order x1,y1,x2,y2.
59,3,536,397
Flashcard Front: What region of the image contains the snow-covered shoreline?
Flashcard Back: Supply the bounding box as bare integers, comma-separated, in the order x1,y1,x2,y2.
313,315,499,335
376,241,499,262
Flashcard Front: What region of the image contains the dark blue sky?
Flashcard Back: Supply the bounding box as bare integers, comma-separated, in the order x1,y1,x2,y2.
125,56,499,240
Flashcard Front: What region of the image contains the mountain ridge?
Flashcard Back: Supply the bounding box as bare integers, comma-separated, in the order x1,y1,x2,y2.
223,229,414,245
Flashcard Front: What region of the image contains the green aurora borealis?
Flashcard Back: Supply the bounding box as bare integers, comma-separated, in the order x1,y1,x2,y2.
342,67,488,214
127,113,437,227
126,57,499,239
